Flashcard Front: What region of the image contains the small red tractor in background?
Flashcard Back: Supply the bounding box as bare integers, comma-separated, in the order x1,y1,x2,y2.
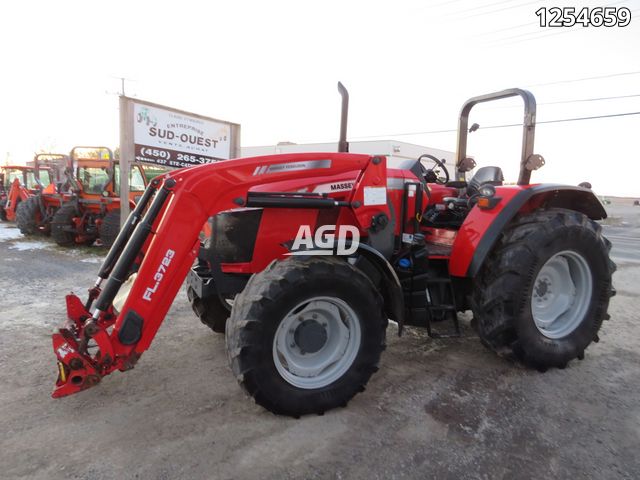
50,147,147,247
0,164,52,222
15,153,74,236
51,84,615,417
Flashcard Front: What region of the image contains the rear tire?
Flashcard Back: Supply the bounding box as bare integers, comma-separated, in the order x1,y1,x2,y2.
471,208,616,370
51,204,77,246
226,257,387,417
16,196,40,235
187,285,231,333
100,209,120,248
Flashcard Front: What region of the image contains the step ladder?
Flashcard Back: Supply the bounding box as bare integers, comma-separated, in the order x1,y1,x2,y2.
404,273,460,338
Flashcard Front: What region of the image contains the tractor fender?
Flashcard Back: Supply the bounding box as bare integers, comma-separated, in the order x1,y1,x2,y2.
353,243,405,334
451,184,607,278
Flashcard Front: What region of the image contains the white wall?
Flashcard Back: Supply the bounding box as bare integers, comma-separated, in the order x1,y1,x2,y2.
242,140,455,165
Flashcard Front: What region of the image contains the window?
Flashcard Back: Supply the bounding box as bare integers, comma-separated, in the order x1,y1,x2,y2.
78,167,111,194
142,165,170,183
130,166,146,192
114,165,146,192
5,169,24,189
25,170,51,189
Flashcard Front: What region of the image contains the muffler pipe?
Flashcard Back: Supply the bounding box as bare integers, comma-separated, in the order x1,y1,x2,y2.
337,81,349,153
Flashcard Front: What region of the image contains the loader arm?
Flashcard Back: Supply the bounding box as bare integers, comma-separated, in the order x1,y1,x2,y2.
52,152,389,397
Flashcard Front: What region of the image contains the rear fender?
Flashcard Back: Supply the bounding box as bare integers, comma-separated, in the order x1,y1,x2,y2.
449,185,606,278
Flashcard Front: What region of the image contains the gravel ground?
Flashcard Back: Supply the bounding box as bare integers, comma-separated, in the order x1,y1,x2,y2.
0,201,639,479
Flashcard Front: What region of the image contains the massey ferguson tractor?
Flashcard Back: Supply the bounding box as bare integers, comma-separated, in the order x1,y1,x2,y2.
51,84,615,417
50,147,147,247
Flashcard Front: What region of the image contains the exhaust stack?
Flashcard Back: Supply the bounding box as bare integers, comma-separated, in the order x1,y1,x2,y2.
337,82,349,153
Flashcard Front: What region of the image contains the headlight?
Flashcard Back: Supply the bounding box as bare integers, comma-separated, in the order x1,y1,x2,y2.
478,184,496,197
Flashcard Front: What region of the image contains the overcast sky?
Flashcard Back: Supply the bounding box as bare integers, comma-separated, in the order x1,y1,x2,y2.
1,0,638,196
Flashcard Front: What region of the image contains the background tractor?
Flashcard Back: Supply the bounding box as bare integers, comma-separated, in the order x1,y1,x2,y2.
15,153,74,236
51,84,615,418
0,164,52,222
50,146,147,247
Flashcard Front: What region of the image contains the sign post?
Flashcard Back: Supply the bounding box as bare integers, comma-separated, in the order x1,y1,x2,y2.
119,96,134,225
119,96,241,226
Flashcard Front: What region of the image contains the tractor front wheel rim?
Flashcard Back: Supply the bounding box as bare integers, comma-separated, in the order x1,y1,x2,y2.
531,250,593,339
273,296,361,389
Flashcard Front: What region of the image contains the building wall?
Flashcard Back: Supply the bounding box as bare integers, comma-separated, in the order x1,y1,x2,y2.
242,140,455,165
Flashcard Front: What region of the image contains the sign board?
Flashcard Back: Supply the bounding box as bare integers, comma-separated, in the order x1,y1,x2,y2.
133,103,235,167
119,96,241,225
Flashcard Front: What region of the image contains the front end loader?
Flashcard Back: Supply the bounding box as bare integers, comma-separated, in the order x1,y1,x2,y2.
51,84,615,417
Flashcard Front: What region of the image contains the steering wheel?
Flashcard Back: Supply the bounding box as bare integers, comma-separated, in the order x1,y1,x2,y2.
418,154,449,185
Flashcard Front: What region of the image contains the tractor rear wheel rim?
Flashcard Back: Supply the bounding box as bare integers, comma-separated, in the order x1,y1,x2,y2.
273,296,361,389
531,250,593,339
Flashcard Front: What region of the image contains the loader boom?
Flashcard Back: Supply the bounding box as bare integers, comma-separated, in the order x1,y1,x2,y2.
52,152,389,397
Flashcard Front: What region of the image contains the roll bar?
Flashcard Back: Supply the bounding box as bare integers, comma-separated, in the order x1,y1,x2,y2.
70,146,114,163
454,88,543,185
33,153,71,185
69,146,116,190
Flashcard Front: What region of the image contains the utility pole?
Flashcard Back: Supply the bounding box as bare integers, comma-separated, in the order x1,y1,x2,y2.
107,76,135,97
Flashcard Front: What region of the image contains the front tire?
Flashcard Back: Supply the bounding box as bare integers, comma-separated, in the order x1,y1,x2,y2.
226,257,387,417
99,209,121,248
16,196,40,235
51,204,78,246
187,285,232,333
472,208,616,370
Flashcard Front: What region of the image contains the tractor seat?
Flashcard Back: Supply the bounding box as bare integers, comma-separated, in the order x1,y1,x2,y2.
442,166,504,207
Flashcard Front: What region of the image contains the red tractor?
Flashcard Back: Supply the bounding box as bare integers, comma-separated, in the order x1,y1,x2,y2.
0,164,52,222
51,85,615,417
15,153,74,236
50,147,147,247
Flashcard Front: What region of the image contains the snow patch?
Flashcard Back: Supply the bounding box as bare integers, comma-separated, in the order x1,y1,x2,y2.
9,241,51,251
80,257,103,264
0,223,23,241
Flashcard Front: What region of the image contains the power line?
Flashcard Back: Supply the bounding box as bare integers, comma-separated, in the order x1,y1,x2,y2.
351,111,640,140
428,0,469,8
479,111,640,128
477,21,532,36
525,70,640,88
489,11,640,46
484,2,637,46
490,93,640,108
458,0,541,19
451,0,526,15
